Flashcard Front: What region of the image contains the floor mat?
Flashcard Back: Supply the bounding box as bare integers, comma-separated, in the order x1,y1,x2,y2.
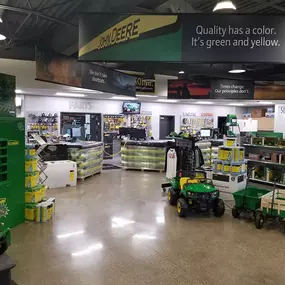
103,164,121,170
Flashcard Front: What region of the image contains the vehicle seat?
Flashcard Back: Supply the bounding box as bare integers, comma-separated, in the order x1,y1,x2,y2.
180,177,199,189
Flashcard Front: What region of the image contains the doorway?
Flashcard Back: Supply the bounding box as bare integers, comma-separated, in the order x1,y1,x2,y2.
159,115,175,139
218,116,227,136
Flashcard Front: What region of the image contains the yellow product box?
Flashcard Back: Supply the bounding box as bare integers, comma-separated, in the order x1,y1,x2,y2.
222,163,231,173
224,138,237,147
25,171,39,188
231,164,241,174
234,147,245,162
25,147,36,157
218,147,233,161
25,158,38,173
25,185,43,203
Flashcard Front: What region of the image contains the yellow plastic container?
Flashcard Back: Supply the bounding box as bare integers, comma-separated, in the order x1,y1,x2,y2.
25,204,36,221
225,138,237,147
231,164,242,174
222,163,231,173
25,158,38,173
234,148,245,162
218,147,233,161
25,172,39,188
25,147,36,157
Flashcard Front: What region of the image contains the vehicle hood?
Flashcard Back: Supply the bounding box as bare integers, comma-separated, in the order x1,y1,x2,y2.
185,183,216,193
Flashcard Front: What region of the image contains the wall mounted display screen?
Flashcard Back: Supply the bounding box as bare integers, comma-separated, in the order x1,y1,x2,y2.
122,102,141,114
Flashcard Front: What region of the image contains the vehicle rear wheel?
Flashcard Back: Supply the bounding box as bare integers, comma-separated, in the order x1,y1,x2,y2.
213,198,225,217
232,206,240,219
255,209,264,229
168,188,179,206
177,198,188,218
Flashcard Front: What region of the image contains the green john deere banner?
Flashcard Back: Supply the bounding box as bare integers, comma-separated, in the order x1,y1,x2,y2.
79,14,285,63
79,14,182,62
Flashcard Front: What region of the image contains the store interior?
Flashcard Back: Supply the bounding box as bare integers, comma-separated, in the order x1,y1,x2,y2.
1,1,285,285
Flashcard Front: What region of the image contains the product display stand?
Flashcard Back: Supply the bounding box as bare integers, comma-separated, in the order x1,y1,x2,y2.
0,254,15,285
67,141,103,180
121,140,167,172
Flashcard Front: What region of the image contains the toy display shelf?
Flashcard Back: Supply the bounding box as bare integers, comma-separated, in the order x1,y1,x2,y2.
67,141,103,180
244,144,285,152
121,140,167,172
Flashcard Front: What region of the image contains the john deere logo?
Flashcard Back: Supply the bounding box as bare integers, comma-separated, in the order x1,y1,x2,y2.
8,140,19,146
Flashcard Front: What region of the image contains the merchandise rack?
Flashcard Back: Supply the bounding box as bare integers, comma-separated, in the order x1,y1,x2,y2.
244,144,285,187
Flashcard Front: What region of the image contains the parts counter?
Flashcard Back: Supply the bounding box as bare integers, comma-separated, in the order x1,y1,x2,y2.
121,140,167,171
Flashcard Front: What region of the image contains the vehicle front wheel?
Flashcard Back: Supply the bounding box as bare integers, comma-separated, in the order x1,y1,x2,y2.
213,198,225,217
232,206,240,219
255,210,265,229
177,198,188,218
168,188,179,206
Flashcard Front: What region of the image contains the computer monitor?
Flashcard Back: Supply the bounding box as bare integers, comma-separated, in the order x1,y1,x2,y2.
200,129,212,138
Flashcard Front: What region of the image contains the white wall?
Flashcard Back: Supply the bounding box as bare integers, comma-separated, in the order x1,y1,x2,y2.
23,95,244,139
274,104,285,137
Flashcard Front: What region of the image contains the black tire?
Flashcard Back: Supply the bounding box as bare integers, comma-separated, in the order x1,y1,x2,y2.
213,198,225,217
255,210,264,229
177,198,188,218
168,188,179,206
232,206,240,219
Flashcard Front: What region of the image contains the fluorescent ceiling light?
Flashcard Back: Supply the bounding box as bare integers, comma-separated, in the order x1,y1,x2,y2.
136,94,158,98
56,92,85,97
0,34,5,40
157,99,177,103
15,96,22,107
112,96,137,100
229,103,244,106
72,243,103,257
133,234,156,240
15,89,23,94
258,101,273,105
0,18,3,23
179,71,185,74
196,101,214,105
229,64,246,74
57,230,84,239
213,1,236,12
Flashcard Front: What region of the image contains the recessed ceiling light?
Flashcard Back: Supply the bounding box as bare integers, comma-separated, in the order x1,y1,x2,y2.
112,96,137,100
15,89,23,93
56,92,85,97
179,71,185,74
229,103,244,106
213,1,236,12
258,101,274,105
229,64,246,73
0,34,6,41
136,94,158,98
196,101,214,104
157,99,178,103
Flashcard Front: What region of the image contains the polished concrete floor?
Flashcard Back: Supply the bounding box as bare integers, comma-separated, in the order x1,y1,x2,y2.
8,170,285,285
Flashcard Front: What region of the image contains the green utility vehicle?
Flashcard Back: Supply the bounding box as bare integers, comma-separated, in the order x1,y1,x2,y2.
168,171,225,217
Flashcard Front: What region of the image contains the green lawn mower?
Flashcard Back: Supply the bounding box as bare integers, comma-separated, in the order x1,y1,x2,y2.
162,137,225,218
0,198,10,255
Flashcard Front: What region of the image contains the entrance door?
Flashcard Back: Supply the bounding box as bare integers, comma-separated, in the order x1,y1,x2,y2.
159,115,175,139
218,116,227,136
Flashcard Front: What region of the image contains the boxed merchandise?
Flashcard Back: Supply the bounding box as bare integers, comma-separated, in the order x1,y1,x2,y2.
252,108,266,118
224,137,237,147
25,203,37,221
25,144,36,158
25,184,46,203
25,171,39,188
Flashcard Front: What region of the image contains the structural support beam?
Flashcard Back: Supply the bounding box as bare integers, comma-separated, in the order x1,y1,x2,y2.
0,4,77,27
241,0,285,13
155,0,197,13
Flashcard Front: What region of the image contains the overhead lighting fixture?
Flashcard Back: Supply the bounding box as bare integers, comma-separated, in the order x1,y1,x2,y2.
0,34,5,41
55,92,85,97
136,95,158,98
157,99,177,103
258,101,274,105
213,1,236,12
229,103,244,106
179,71,185,74
15,96,22,107
57,230,85,239
0,18,3,23
229,64,246,74
112,96,137,100
196,101,214,105
15,89,23,94
72,243,103,257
